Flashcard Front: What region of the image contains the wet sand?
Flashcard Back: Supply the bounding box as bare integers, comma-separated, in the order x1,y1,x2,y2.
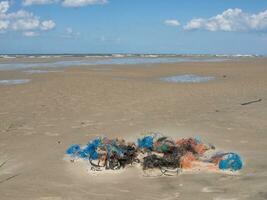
0,58,267,200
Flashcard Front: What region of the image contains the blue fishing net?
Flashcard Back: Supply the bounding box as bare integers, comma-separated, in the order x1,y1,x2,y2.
137,135,154,149
219,153,243,171
66,138,101,160
83,138,101,160
66,136,244,172
66,144,81,155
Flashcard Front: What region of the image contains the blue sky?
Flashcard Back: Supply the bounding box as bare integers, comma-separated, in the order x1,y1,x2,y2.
0,0,267,54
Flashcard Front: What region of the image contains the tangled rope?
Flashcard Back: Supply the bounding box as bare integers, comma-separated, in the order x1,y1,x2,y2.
66,133,243,176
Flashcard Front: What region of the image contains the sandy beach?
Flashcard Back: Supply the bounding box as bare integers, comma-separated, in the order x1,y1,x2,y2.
0,58,267,200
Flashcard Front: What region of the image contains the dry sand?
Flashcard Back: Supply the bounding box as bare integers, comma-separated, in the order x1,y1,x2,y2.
0,58,267,200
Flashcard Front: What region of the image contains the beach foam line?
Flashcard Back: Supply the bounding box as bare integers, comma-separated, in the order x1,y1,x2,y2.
160,74,215,83
0,79,31,85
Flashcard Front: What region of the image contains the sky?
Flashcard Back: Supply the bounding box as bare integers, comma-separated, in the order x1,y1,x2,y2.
0,0,267,54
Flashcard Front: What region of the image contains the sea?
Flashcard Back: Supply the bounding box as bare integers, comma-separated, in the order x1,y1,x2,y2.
0,54,261,71
0,54,261,85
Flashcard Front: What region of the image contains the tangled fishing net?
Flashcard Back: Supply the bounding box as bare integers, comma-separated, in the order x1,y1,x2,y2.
66,133,243,176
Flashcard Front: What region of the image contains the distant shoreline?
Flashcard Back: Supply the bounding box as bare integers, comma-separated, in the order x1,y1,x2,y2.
0,53,264,58
0,54,263,71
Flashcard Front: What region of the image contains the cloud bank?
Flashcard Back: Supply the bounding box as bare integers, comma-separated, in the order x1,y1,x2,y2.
0,1,56,36
62,0,108,7
184,8,267,32
22,0,59,6
22,0,108,7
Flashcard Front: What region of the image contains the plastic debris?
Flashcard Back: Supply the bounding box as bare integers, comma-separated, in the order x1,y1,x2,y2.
138,135,154,150
83,138,101,160
66,134,243,175
66,144,81,155
216,153,243,171
66,137,138,170
180,152,196,169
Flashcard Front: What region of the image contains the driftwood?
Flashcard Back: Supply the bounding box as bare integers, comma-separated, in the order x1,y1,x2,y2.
0,161,7,169
241,99,262,106
0,174,20,184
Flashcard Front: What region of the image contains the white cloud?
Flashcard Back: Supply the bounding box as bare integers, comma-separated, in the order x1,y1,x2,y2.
62,0,108,7
184,8,267,32
0,20,8,30
12,18,40,30
164,19,180,27
40,20,56,30
22,0,59,6
0,1,9,14
0,1,10,30
23,31,39,37
0,1,56,35
21,0,109,8
4,10,34,19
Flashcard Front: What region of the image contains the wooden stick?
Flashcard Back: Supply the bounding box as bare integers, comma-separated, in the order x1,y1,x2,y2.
241,98,262,106
0,174,20,184
0,160,7,169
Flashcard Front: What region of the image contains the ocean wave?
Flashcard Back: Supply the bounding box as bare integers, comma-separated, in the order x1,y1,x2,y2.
0,54,263,59
214,54,259,58
0,55,16,59
140,54,159,58
112,54,127,58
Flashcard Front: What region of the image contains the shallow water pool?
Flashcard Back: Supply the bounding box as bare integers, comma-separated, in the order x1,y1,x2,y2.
0,79,31,85
160,74,215,83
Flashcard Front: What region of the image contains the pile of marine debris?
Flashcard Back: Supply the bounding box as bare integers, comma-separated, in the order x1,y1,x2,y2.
66,133,243,176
